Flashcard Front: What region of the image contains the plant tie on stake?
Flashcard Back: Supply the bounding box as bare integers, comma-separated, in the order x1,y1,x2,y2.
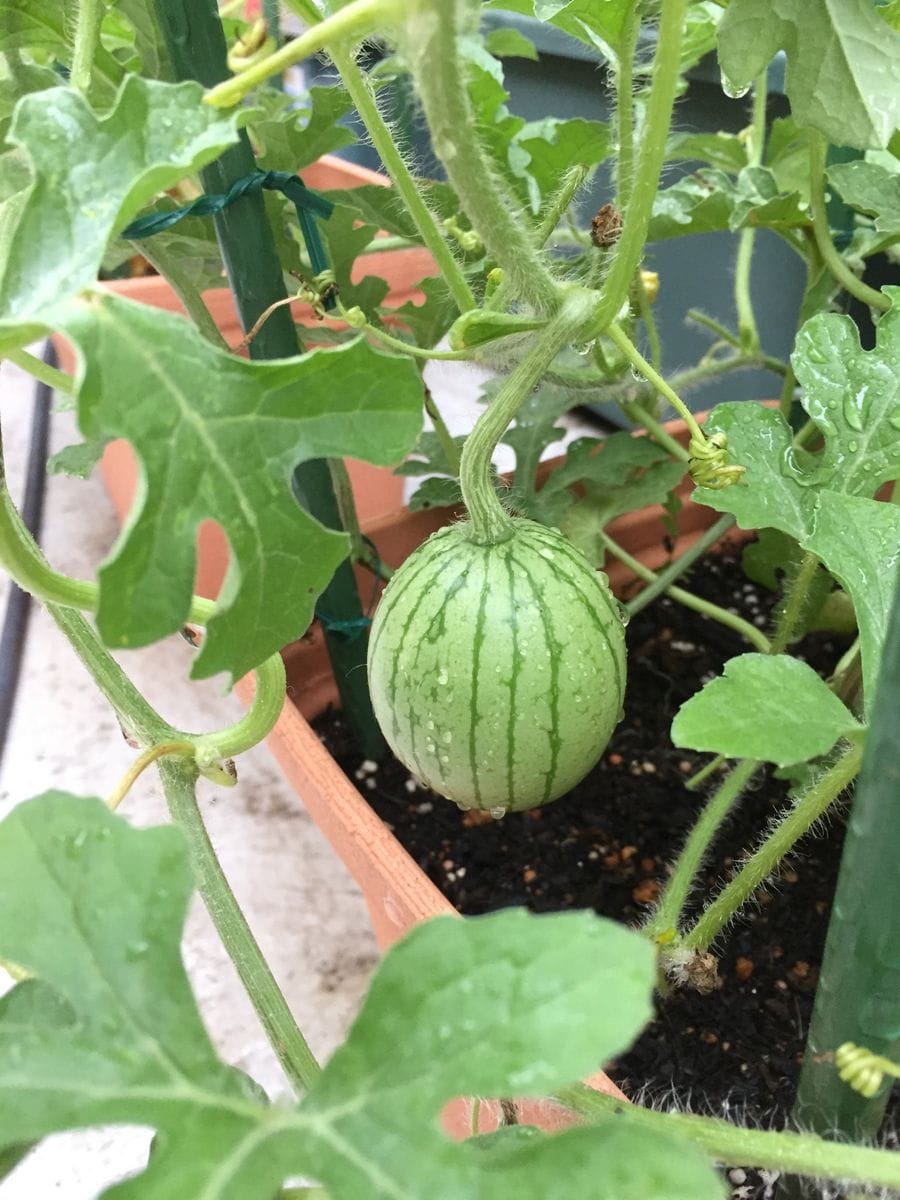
122,168,337,308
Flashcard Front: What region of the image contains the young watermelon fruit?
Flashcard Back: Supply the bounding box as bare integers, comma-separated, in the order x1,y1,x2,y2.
367,517,626,813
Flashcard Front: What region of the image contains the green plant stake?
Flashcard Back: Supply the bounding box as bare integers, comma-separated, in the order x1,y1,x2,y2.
791,568,900,1139
153,0,386,757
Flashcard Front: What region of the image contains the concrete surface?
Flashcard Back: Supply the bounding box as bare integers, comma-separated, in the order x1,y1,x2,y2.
0,340,600,1197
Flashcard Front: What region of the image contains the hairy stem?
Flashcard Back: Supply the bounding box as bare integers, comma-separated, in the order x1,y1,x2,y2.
683,744,863,952
43,604,317,1091
645,760,760,940
620,399,690,462
603,525,768,651
613,6,641,213
809,136,889,313
592,0,688,331
537,164,591,249
159,755,321,1092
0,477,286,761
401,0,559,312
460,290,594,542
71,0,104,93
555,1083,900,1192
329,43,476,315
733,73,768,352
769,550,820,654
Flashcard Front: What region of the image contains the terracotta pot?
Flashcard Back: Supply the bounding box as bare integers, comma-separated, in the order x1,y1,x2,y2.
54,155,438,599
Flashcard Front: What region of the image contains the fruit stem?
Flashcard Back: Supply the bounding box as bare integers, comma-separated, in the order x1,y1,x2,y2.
460,291,595,544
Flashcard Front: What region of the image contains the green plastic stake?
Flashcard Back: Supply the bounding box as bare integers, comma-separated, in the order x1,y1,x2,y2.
791,568,900,1139
152,0,386,757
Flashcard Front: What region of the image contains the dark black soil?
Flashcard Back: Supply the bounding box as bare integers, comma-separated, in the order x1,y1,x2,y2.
314,544,895,1196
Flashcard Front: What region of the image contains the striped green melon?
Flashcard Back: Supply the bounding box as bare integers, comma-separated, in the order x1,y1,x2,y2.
367,517,627,813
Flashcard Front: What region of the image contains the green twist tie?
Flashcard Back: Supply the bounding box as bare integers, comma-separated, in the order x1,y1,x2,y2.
315,537,384,641
121,169,336,308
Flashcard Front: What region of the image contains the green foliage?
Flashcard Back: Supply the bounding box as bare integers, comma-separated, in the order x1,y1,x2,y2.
0,58,57,144
58,291,424,681
717,0,900,150
0,0,126,102
828,156,900,254
462,31,610,214
251,86,356,172
532,433,687,563
0,793,724,1199
484,0,637,60
649,165,807,241
672,652,864,766
0,78,242,347
695,298,900,703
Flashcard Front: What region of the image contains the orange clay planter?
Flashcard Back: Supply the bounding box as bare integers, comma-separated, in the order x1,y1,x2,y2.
55,155,437,598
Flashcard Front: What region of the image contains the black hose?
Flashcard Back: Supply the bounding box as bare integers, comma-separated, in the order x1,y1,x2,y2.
0,342,54,771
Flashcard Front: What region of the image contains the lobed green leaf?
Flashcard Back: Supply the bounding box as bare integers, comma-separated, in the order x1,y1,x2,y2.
0,794,723,1199
58,291,424,681
0,78,241,346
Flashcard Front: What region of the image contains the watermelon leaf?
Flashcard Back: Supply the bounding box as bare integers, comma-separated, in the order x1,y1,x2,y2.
672,653,865,766
58,290,424,681
0,793,721,1199
0,78,242,348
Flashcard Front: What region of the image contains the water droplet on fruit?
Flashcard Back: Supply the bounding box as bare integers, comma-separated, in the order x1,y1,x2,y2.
437,667,449,686
442,731,453,744
426,719,435,731
615,600,631,626
126,940,149,961
539,547,554,560
889,414,900,431
489,806,507,820
848,440,859,453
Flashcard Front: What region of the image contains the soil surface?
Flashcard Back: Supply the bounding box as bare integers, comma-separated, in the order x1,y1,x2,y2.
314,543,897,1198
